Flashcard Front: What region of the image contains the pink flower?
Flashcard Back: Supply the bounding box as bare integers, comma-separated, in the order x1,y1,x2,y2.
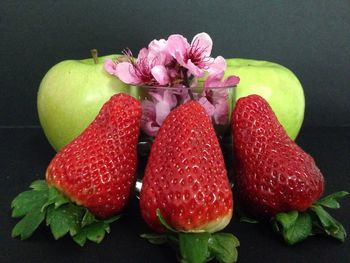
204,73,240,89
204,56,240,87
140,100,159,137
104,47,171,86
148,39,173,65
104,59,118,75
167,32,215,77
105,32,242,134
141,90,178,136
198,97,215,116
199,59,240,125
199,89,229,125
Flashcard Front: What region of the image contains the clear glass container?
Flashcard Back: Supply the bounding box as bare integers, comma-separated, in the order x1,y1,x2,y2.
129,85,236,158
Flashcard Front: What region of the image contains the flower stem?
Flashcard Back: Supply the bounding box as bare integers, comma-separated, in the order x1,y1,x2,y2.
182,68,194,100
90,49,99,64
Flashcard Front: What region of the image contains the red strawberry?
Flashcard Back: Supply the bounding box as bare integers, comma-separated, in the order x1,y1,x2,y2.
140,100,233,232
11,93,142,245
140,101,239,263
231,94,324,217
46,93,141,218
231,94,347,244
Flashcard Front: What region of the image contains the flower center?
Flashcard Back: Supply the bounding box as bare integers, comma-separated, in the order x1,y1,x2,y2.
188,38,210,68
134,58,155,84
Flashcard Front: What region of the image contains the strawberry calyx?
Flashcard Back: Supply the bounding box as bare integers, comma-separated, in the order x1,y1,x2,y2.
11,180,121,246
141,209,239,263
272,191,349,245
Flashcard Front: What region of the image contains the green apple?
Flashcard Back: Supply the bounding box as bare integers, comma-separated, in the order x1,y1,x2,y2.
37,51,129,151
225,58,305,140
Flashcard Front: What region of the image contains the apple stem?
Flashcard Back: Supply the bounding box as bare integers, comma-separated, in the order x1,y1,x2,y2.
91,49,99,64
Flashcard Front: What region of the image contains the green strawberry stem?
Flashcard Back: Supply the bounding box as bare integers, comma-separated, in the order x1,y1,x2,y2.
272,191,348,245
11,180,121,246
141,209,239,263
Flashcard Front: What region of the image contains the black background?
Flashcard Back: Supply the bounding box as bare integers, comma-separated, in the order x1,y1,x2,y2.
1,1,350,263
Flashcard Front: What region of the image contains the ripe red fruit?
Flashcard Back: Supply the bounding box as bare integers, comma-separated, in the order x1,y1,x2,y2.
11,93,142,245
140,101,233,233
231,94,348,245
46,93,142,218
231,94,324,217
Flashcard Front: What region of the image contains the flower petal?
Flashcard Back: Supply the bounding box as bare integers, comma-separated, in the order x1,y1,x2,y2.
148,91,163,102
114,62,141,85
143,122,159,137
186,59,204,77
151,65,170,85
163,90,178,108
137,48,149,60
213,101,229,125
204,73,224,88
191,32,213,57
172,87,191,103
148,39,167,53
223,75,240,87
167,34,190,61
104,59,117,75
155,100,172,126
141,100,159,137
148,39,172,65
211,88,229,102
198,97,215,117
204,71,239,88
207,56,226,75
174,51,187,67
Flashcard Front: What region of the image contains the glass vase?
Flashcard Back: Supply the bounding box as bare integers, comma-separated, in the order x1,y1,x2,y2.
129,85,236,159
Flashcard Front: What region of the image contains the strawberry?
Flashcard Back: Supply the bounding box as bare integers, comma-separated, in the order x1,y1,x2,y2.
231,94,348,244
140,101,239,263
11,93,141,246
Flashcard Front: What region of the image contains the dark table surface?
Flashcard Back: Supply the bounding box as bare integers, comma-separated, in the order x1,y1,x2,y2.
1,126,349,263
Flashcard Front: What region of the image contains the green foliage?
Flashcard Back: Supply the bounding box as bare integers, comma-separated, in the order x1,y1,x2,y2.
208,233,240,263
274,211,312,244
11,180,121,246
315,191,348,209
273,191,348,244
179,232,211,263
141,209,239,263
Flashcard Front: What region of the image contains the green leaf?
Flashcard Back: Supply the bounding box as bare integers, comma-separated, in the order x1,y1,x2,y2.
72,222,109,246
103,214,123,224
86,222,109,242
72,230,88,246
81,210,96,227
42,187,69,211
310,204,346,242
239,216,259,224
12,208,46,240
208,233,239,263
29,180,49,191
274,211,298,230
235,204,259,224
274,211,312,245
140,233,168,245
11,181,48,239
315,191,349,209
156,209,177,233
11,190,48,218
46,204,84,239
179,232,211,263
11,181,120,245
